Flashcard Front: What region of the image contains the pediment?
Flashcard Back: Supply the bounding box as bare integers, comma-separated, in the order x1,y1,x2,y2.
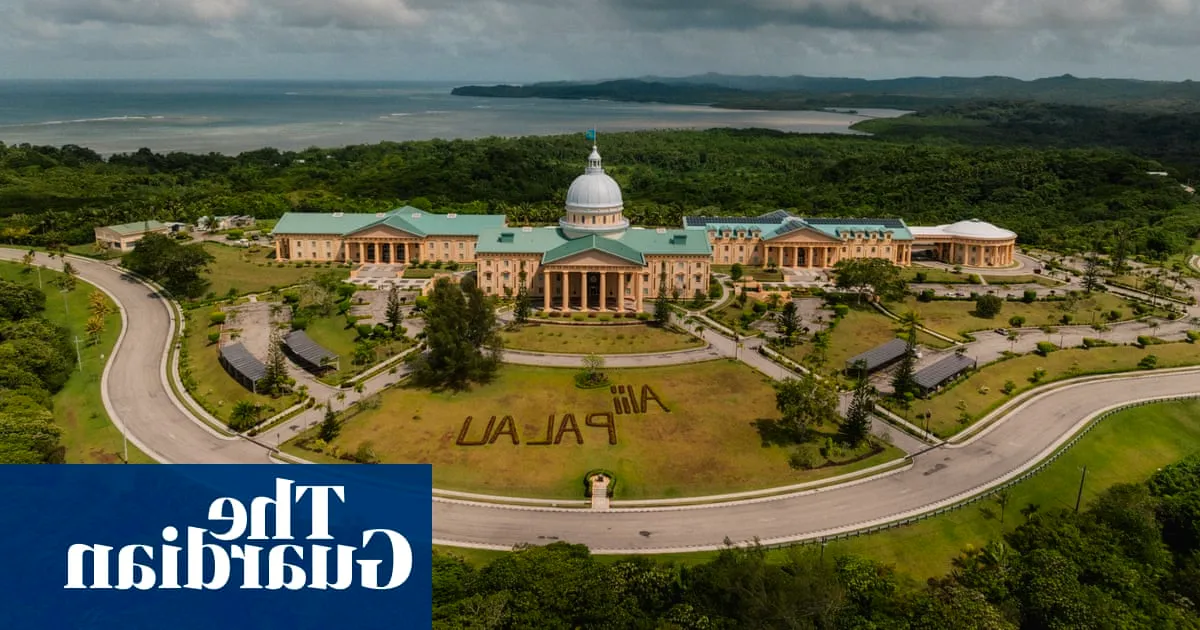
547,249,642,267
765,227,841,244
346,224,420,239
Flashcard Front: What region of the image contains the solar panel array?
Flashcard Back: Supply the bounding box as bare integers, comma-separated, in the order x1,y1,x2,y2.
218,342,267,385
845,338,910,371
914,353,977,391
683,215,791,227
804,217,909,229
283,330,338,371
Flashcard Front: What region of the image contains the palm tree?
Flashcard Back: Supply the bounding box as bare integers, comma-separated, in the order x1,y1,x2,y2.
1006,330,1020,352
228,400,261,432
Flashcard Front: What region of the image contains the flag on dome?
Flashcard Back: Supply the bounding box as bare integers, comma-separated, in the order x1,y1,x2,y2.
585,128,596,141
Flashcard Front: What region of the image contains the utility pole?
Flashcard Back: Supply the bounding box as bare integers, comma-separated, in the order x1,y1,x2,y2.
61,288,70,316
72,336,84,372
1074,465,1088,512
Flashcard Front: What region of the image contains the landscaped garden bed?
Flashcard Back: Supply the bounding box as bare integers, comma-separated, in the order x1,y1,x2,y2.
501,323,704,354
885,292,1146,340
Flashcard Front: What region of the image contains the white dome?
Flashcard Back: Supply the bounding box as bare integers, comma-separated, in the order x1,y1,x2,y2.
565,147,623,210
943,219,1016,240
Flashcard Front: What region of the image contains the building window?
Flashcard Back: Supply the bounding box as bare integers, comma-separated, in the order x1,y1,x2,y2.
871,247,876,253
504,260,510,269
856,247,862,254
738,245,744,252
458,242,464,250
485,272,492,281
310,241,316,248
723,245,729,252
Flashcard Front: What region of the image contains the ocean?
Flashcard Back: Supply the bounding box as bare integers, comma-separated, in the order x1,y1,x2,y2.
0,80,903,155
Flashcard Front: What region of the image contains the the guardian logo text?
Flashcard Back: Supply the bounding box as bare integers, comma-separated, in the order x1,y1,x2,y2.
64,478,413,591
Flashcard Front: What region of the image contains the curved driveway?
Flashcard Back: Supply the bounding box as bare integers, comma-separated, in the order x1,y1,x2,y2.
9,248,1199,553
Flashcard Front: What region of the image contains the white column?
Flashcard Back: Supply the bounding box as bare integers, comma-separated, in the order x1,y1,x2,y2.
544,271,551,311
599,272,607,311
617,272,626,312
581,272,588,311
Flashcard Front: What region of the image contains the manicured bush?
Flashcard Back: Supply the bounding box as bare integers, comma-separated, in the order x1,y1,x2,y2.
1081,337,1113,348
636,312,651,321
1187,330,1200,343
290,317,309,331
356,324,374,339
832,304,849,318
1138,354,1159,370
598,314,612,322
549,311,563,318
974,294,1003,318
1001,380,1016,395
373,323,389,338
1008,315,1026,327
1021,289,1037,303
1035,341,1057,356
282,292,300,305
572,313,586,321
209,311,226,326
913,271,927,283
413,296,430,311
207,332,220,345
918,289,935,302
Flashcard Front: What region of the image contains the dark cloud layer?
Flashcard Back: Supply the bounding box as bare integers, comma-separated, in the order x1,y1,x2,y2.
2,0,1198,80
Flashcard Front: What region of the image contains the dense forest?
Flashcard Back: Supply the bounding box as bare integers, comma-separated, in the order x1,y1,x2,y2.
454,75,1200,112
433,456,1200,628
0,273,76,463
1,127,1197,257
855,101,1200,180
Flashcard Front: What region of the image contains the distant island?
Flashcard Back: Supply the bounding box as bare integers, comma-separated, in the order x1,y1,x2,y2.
452,74,1200,113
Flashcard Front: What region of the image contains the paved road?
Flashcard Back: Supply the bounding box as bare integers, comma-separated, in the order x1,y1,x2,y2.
0,250,272,464
10,247,1200,553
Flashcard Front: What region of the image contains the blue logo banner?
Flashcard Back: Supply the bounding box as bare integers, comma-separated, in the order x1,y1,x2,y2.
0,465,432,629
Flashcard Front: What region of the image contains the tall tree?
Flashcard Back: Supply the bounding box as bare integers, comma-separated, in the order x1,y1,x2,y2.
318,402,341,442
891,312,921,397
1110,226,1129,274
385,285,403,333
409,277,501,389
122,233,214,298
834,258,905,303
840,363,876,447
259,329,291,396
1081,254,1102,293
774,371,839,442
778,300,800,344
514,286,531,324
59,260,77,292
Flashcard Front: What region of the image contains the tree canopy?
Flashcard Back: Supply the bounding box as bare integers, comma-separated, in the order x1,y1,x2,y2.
121,233,215,298
408,277,501,389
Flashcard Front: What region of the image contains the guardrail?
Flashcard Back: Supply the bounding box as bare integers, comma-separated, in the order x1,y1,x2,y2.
756,394,1200,550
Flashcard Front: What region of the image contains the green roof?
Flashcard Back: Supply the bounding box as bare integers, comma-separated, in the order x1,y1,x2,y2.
542,234,645,265
101,220,167,236
618,228,712,256
475,227,571,254
476,226,712,260
684,212,914,241
272,207,505,236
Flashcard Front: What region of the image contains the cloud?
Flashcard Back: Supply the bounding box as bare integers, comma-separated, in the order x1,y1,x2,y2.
1,0,1199,80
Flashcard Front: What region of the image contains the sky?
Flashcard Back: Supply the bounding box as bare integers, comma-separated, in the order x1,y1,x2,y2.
2,0,1198,81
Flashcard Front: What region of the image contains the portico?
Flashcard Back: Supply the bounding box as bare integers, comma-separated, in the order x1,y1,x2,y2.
340,238,420,264
540,267,644,313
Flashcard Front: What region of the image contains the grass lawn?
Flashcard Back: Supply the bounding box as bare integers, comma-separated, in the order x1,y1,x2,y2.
314,361,903,499
981,274,1059,286
886,293,1134,339
827,398,1200,580
901,267,974,284
402,267,441,279
0,262,153,463
303,314,414,383
201,243,349,297
437,400,1200,576
501,323,704,354
779,307,951,371
900,342,1200,437
1108,273,1191,300
180,306,289,423
713,265,784,283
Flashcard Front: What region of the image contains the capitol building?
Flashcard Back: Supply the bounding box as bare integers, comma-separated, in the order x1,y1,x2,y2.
271,146,1017,311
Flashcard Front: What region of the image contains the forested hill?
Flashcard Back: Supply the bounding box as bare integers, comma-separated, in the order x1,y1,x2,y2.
853,101,1200,179
1,128,1197,258
454,75,1200,113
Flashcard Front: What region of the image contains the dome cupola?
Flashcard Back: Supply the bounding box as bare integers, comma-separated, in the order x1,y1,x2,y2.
561,145,628,239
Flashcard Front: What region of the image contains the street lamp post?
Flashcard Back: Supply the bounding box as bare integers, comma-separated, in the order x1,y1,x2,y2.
1074,465,1088,512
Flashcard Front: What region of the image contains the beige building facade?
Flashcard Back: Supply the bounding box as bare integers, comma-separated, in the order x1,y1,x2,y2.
271,148,1020,311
